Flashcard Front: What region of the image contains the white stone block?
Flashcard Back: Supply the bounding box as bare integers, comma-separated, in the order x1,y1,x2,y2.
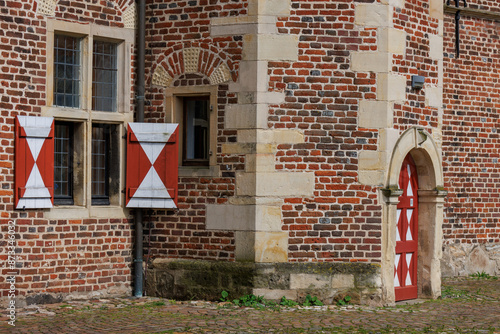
238,129,304,144
359,100,393,129
229,60,269,93
378,128,400,153
429,34,443,60
247,0,291,16
378,28,406,55
246,154,277,172
351,52,391,73
206,204,282,231
429,0,444,20
359,170,385,186
425,86,443,109
221,142,276,154
359,151,388,171
243,34,298,61
225,103,269,129
236,231,288,263
377,73,406,102
236,172,315,197
355,4,392,27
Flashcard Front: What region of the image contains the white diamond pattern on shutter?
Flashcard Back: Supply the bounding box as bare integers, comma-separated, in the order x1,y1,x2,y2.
126,123,179,209
15,116,54,209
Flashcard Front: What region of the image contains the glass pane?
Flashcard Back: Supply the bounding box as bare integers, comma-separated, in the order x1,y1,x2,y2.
185,98,209,162
92,40,117,112
54,123,72,200
53,35,81,108
91,124,109,202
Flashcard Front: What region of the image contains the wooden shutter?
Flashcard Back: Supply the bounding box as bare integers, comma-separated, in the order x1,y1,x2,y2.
126,123,179,208
15,116,54,209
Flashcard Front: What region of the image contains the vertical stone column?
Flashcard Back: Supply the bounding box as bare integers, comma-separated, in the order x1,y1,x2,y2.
427,0,445,150
353,0,407,186
380,188,403,304
418,189,447,299
207,0,315,262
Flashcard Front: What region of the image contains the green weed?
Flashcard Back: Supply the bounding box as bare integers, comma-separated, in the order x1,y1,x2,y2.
470,271,498,280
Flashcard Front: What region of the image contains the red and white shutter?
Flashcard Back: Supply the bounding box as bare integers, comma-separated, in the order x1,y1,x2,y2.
15,115,54,209
126,123,179,208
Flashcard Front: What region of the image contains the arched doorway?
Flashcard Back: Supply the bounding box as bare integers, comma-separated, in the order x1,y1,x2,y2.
395,154,418,301
381,127,447,304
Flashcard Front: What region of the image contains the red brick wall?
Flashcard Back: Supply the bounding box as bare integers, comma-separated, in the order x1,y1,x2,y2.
271,1,382,263
442,5,500,246
392,0,440,132
0,0,134,304
143,0,249,261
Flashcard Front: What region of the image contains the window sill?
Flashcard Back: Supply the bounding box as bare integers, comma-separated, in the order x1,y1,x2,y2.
178,165,220,178
44,205,129,219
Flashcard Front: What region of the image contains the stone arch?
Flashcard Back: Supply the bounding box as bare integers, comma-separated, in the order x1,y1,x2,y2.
151,45,234,88
381,127,447,304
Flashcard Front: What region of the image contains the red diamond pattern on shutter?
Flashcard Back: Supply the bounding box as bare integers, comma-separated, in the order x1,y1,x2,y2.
126,123,179,208
15,116,54,209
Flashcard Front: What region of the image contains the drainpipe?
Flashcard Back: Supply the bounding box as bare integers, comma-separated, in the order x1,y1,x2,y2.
134,0,145,298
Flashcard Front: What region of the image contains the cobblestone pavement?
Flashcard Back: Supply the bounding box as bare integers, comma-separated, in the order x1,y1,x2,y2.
1,277,499,333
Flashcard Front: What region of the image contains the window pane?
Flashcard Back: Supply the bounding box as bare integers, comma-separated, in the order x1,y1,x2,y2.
92,40,117,112
54,122,73,204
91,124,110,205
184,98,209,164
54,35,80,108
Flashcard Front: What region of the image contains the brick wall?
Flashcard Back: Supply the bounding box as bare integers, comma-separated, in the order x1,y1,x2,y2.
392,0,440,132
442,4,500,247
142,0,248,261
270,1,382,263
0,0,135,305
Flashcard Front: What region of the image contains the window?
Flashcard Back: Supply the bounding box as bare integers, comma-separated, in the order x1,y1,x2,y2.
43,19,134,214
92,40,118,112
54,35,81,108
165,85,218,174
91,124,110,204
54,122,74,205
183,96,210,166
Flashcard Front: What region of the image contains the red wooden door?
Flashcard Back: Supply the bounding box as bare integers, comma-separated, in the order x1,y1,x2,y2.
395,154,418,301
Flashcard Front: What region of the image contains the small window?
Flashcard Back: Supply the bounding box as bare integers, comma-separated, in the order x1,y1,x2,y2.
183,96,209,166
54,122,74,205
92,40,118,112
91,124,111,205
54,35,81,108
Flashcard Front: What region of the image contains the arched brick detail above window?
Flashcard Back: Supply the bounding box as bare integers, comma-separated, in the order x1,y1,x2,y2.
151,46,235,88
35,0,135,26
36,0,57,16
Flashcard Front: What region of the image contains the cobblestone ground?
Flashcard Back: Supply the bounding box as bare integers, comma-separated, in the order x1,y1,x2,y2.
1,277,498,333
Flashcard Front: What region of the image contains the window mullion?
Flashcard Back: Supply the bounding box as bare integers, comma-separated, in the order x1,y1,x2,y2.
83,35,92,112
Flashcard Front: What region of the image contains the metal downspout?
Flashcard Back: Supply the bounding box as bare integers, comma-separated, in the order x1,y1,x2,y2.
134,0,145,298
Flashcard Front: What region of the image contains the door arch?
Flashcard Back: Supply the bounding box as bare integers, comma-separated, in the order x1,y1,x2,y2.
381,127,447,304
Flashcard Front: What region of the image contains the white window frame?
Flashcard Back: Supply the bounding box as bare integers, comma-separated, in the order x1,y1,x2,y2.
42,19,134,219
